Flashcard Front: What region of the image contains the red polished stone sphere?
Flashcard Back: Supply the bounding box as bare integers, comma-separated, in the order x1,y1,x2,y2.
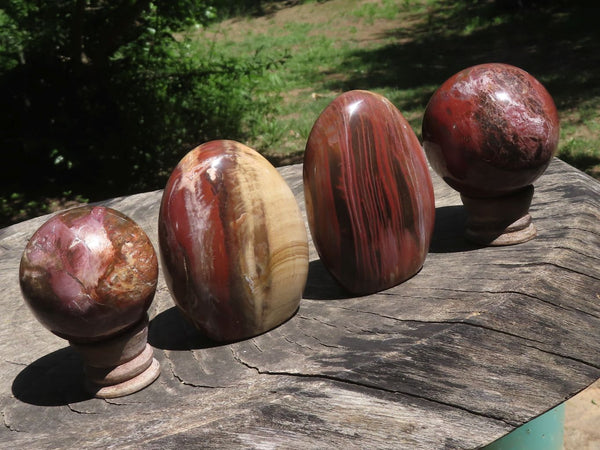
19,206,158,342
422,63,559,198
304,90,435,296
158,140,309,342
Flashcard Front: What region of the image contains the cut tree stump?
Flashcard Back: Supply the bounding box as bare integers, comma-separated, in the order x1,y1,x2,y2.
1,158,599,449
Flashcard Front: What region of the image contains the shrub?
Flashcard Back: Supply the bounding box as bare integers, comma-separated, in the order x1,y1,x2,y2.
0,1,283,225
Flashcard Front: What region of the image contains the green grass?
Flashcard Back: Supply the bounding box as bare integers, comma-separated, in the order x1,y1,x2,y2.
559,97,600,177
191,0,422,156
193,0,600,177
352,0,402,23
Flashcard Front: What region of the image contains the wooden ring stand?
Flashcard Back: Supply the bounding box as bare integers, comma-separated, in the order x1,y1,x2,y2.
69,314,160,398
460,185,537,246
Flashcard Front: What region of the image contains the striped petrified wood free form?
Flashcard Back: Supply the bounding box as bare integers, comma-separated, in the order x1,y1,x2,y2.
158,140,309,342
304,90,435,295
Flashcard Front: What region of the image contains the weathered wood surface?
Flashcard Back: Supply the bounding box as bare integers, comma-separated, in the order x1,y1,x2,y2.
0,158,599,449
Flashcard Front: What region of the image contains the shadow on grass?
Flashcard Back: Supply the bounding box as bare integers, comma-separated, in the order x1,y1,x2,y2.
216,0,315,18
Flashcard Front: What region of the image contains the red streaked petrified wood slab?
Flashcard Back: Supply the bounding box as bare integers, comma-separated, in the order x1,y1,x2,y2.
304,90,435,295
19,206,158,342
158,140,309,342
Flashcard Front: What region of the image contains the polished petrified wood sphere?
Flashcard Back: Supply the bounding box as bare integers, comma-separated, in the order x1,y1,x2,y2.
304,90,435,296
19,206,158,342
159,140,309,342
20,206,160,398
422,63,559,245
422,63,559,198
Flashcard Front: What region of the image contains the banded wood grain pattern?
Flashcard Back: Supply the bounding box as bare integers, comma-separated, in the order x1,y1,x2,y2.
304,90,435,295
158,140,308,342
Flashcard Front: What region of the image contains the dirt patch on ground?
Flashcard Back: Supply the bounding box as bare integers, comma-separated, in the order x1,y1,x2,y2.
565,379,600,450
202,0,423,48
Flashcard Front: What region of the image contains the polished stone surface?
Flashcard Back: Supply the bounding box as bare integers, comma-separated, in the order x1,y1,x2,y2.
304,90,435,295
159,140,309,342
422,63,559,198
19,206,158,342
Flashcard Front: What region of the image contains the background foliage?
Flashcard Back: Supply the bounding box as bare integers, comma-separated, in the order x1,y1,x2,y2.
1,0,598,227
0,0,282,225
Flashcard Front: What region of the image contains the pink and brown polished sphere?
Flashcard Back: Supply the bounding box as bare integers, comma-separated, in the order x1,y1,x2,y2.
304,90,435,296
422,63,559,198
19,206,158,342
158,140,309,342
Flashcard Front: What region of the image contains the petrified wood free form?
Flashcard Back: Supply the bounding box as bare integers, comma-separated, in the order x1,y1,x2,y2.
159,140,309,342
2,160,599,448
304,90,435,295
